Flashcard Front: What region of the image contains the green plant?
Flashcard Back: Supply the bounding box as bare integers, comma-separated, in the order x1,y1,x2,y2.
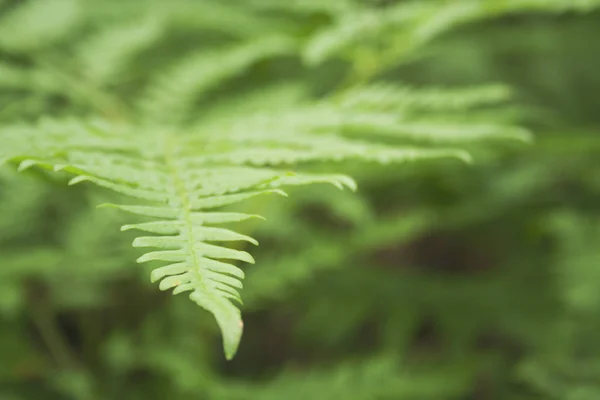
0,0,541,359
2,1,600,399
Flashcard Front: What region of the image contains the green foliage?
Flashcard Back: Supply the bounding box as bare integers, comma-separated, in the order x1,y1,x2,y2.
1,0,600,399
0,0,528,358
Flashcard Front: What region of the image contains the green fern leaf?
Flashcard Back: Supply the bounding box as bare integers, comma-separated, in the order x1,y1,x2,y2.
304,0,600,66
138,36,298,125
1,116,473,358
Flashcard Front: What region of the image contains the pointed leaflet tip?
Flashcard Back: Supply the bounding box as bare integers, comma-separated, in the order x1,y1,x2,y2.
225,319,244,361
188,291,244,361
513,128,534,144
270,189,288,197
337,175,357,191
457,150,473,164
324,176,356,191
17,159,38,172
69,175,91,185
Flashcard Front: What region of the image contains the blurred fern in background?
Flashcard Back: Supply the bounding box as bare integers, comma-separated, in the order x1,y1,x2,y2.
1,0,599,399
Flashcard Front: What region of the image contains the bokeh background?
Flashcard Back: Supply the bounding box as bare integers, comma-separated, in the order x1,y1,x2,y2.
1,0,600,399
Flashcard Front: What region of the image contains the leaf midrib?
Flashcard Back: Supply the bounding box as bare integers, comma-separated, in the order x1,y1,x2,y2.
163,138,210,295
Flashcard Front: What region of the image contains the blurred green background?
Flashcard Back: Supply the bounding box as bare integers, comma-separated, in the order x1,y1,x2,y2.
1,0,600,399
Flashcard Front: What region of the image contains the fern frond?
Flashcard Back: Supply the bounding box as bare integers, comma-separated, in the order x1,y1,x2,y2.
0,0,548,362
408,0,600,45
186,130,471,166
0,118,135,167
138,36,298,125
159,0,282,37
304,0,600,66
192,82,309,129
303,1,430,66
1,115,473,358
195,83,531,145
335,83,513,113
